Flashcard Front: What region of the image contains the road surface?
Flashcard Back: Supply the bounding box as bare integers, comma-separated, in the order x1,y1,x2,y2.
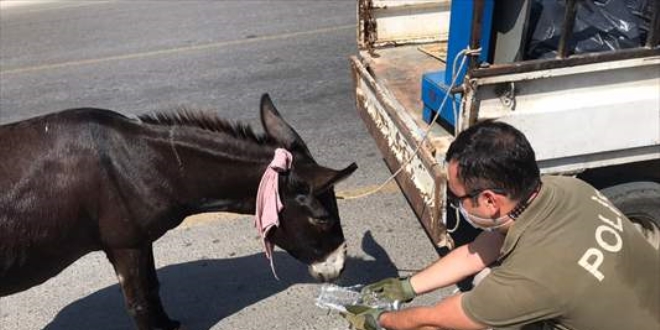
0,2,454,329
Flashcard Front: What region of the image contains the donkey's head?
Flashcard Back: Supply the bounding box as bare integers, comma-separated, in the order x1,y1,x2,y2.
260,94,357,282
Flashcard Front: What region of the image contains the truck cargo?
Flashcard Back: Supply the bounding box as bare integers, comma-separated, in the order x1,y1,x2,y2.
350,0,660,250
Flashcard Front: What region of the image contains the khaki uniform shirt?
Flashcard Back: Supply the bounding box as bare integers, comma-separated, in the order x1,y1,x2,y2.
462,176,660,330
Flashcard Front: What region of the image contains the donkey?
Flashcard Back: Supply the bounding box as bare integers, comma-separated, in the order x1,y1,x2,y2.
0,94,357,330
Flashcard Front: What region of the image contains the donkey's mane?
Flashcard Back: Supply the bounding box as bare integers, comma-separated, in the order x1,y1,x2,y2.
138,108,274,144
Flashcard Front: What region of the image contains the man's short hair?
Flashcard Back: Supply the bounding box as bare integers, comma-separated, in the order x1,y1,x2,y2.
445,120,541,201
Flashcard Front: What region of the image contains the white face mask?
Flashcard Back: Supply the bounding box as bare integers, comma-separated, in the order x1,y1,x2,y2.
449,182,542,231
457,205,513,232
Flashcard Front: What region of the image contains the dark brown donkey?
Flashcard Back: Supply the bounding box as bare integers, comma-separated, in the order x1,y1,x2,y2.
0,94,357,330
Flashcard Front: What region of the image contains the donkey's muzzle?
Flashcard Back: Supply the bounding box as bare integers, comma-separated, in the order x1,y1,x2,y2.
308,242,347,282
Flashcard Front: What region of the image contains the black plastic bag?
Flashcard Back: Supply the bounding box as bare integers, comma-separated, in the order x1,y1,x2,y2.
526,0,651,59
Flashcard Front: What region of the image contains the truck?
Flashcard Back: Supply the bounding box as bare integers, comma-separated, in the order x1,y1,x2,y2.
350,0,660,251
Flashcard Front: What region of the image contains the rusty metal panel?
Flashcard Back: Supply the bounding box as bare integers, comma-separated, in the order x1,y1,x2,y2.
471,48,660,78
467,57,660,175
351,56,451,248
358,0,451,50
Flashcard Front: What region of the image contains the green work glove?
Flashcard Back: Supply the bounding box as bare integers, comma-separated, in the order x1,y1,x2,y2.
362,277,416,303
340,305,384,330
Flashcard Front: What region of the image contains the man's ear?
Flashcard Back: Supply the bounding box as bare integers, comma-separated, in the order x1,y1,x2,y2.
482,190,501,213
260,93,312,157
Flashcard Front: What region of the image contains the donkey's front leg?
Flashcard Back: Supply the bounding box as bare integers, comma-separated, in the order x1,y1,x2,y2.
105,246,181,330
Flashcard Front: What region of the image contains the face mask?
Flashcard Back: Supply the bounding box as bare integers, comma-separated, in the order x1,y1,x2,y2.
457,205,513,232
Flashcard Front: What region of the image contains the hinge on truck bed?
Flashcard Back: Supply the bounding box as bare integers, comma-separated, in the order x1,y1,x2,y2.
359,0,378,56
494,82,516,110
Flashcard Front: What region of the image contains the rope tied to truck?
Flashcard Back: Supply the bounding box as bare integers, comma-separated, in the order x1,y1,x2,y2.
338,46,482,232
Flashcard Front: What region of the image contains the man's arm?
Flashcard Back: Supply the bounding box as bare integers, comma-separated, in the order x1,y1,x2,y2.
379,294,487,330
410,230,504,295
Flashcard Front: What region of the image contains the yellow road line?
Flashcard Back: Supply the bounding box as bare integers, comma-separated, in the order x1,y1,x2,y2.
179,181,401,229
1,24,353,75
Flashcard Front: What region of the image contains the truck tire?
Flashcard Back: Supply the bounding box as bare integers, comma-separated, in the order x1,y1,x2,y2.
600,181,660,250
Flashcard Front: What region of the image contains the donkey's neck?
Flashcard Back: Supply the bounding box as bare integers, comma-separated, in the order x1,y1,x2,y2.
155,125,282,216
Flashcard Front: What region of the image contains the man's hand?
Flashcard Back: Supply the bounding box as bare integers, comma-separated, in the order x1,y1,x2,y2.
340,305,384,330
362,277,416,303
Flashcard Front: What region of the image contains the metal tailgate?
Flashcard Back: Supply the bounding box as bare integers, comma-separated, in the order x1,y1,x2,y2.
350,54,451,248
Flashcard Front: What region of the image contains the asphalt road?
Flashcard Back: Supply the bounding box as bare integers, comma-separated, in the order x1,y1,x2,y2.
0,2,454,329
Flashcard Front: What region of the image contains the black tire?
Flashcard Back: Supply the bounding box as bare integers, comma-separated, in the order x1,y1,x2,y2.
601,181,660,249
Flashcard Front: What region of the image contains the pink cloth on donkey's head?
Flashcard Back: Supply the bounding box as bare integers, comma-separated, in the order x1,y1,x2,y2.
255,148,292,279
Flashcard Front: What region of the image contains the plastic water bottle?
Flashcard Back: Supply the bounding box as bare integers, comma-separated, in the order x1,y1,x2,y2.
315,283,401,313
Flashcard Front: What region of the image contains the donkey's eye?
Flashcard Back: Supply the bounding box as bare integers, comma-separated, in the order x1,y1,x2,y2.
309,217,332,227
296,194,331,220
295,194,310,205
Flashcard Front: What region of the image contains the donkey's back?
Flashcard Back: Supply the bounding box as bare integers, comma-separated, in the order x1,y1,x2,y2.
0,108,135,295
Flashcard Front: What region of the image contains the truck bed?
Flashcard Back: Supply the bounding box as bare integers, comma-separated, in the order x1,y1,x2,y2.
353,0,660,249
359,44,454,154
352,43,455,247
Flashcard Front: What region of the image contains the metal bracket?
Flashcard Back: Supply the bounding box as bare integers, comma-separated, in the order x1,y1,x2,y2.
495,81,516,110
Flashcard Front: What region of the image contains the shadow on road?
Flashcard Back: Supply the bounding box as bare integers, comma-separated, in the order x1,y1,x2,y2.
43,231,399,330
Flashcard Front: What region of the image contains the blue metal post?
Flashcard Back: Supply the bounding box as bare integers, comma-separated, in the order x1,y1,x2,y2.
421,0,494,126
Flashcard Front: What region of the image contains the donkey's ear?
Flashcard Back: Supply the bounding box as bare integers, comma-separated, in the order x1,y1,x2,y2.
260,93,312,156
309,162,358,194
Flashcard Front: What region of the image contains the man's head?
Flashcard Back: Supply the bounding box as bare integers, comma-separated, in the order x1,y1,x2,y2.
445,120,540,231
